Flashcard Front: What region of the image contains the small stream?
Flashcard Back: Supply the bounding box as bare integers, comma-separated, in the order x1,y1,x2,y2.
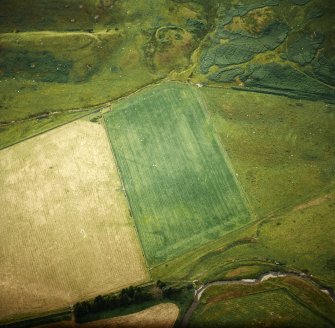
180,271,335,328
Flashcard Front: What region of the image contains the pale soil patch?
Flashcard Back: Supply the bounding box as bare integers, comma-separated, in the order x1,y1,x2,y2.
225,266,259,278
226,7,275,34
39,303,179,328
0,121,148,322
294,193,335,211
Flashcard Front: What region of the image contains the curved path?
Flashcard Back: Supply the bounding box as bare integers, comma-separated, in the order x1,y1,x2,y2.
180,271,335,328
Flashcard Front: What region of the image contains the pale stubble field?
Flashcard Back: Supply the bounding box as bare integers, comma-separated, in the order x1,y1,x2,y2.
0,120,148,322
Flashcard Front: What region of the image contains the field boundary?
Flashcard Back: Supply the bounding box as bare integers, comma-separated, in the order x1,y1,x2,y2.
191,84,257,220
148,217,261,271
101,115,152,278
104,81,255,267
0,308,72,328
0,109,99,151
0,121,151,323
0,78,165,151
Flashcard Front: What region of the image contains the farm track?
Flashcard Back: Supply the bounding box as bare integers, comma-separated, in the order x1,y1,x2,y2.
0,107,95,127
0,78,165,127
181,271,335,328
0,30,103,41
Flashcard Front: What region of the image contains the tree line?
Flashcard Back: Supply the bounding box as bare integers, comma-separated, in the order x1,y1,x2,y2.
73,280,189,320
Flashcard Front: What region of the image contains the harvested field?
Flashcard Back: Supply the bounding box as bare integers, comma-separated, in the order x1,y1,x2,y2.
38,303,179,328
0,121,148,322
104,82,250,266
83,303,179,328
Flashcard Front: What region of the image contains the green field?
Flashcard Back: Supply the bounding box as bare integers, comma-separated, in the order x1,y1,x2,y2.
152,192,335,287
191,291,331,328
189,277,335,327
104,82,250,265
200,87,335,218
1,0,335,325
151,89,335,289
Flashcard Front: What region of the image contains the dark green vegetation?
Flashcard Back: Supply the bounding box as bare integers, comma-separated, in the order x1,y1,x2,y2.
104,83,250,266
74,285,155,321
200,21,289,72
74,281,193,325
0,48,72,83
152,88,335,289
196,0,335,102
0,0,207,122
209,67,244,83
189,277,335,327
241,63,335,102
281,31,324,65
0,0,209,146
1,0,334,147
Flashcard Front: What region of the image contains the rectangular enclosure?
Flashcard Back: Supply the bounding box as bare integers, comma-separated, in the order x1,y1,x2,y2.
104,83,251,265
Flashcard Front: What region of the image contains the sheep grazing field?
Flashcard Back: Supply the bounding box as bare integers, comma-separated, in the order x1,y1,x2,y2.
0,121,148,322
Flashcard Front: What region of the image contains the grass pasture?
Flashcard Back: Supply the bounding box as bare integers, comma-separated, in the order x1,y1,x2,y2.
189,277,335,328
151,89,335,288
0,29,150,122
200,87,335,218
104,82,251,266
0,121,148,323
152,189,335,289
0,0,207,128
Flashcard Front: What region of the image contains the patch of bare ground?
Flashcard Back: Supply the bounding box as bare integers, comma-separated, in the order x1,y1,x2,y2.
294,193,335,212
225,266,259,278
